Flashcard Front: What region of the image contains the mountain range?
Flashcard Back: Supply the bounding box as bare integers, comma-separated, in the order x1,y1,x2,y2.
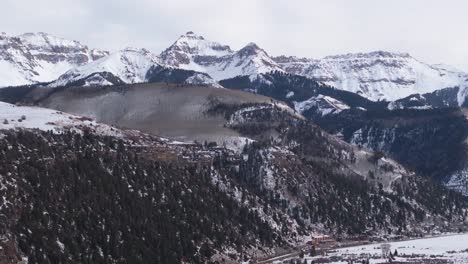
2,31,468,263
2,31,468,104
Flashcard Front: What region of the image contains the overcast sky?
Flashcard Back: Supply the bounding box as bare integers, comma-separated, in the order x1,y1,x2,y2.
4,0,468,71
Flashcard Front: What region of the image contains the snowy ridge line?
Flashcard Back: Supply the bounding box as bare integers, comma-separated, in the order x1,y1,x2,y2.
275,51,468,102
2,31,468,105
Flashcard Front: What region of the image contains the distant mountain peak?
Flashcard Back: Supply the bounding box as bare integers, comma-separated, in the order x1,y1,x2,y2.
169,32,232,55
0,32,108,87
244,42,260,48
158,33,282,80
159,32,233,69
323,50,412,60
17,32,87,49
238,42,264,55
273,55,311,64
182,31,205,40
3,31,468,104
276,50,467,101
50,48,161,87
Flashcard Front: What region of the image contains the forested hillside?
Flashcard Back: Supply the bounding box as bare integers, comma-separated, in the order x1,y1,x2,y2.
1,101,468,263
0,130,280,263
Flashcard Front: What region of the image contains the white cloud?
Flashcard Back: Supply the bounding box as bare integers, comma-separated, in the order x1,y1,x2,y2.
3,0,468,71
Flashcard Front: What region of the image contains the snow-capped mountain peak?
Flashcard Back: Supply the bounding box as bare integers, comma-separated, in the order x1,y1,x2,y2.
275,51,468,101
238,42,265,56
50,48,160,87
19,32,85,50
159,32,233,67
226,42,283,79
159,34,282,80
3,31,468,104
173,31,232,55
0,32,108,87
50,46,221,87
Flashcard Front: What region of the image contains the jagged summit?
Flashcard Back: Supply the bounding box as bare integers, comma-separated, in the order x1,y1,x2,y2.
161,32,232,62
159,34,282,80
49,32,283,86
238,42,264,56
49,47,220,87
244,42,260,48
182,31,205,39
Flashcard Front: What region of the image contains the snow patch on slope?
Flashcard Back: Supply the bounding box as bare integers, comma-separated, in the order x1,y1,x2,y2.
446,166,468,196
294,95,350,116
185,73,222,87
0,101,123,137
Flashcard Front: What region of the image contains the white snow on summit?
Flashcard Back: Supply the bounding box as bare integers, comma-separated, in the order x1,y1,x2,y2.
159,32,284,80
0,32,108,87
275,51,468,102
50,48,159,87
160,31,232,63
